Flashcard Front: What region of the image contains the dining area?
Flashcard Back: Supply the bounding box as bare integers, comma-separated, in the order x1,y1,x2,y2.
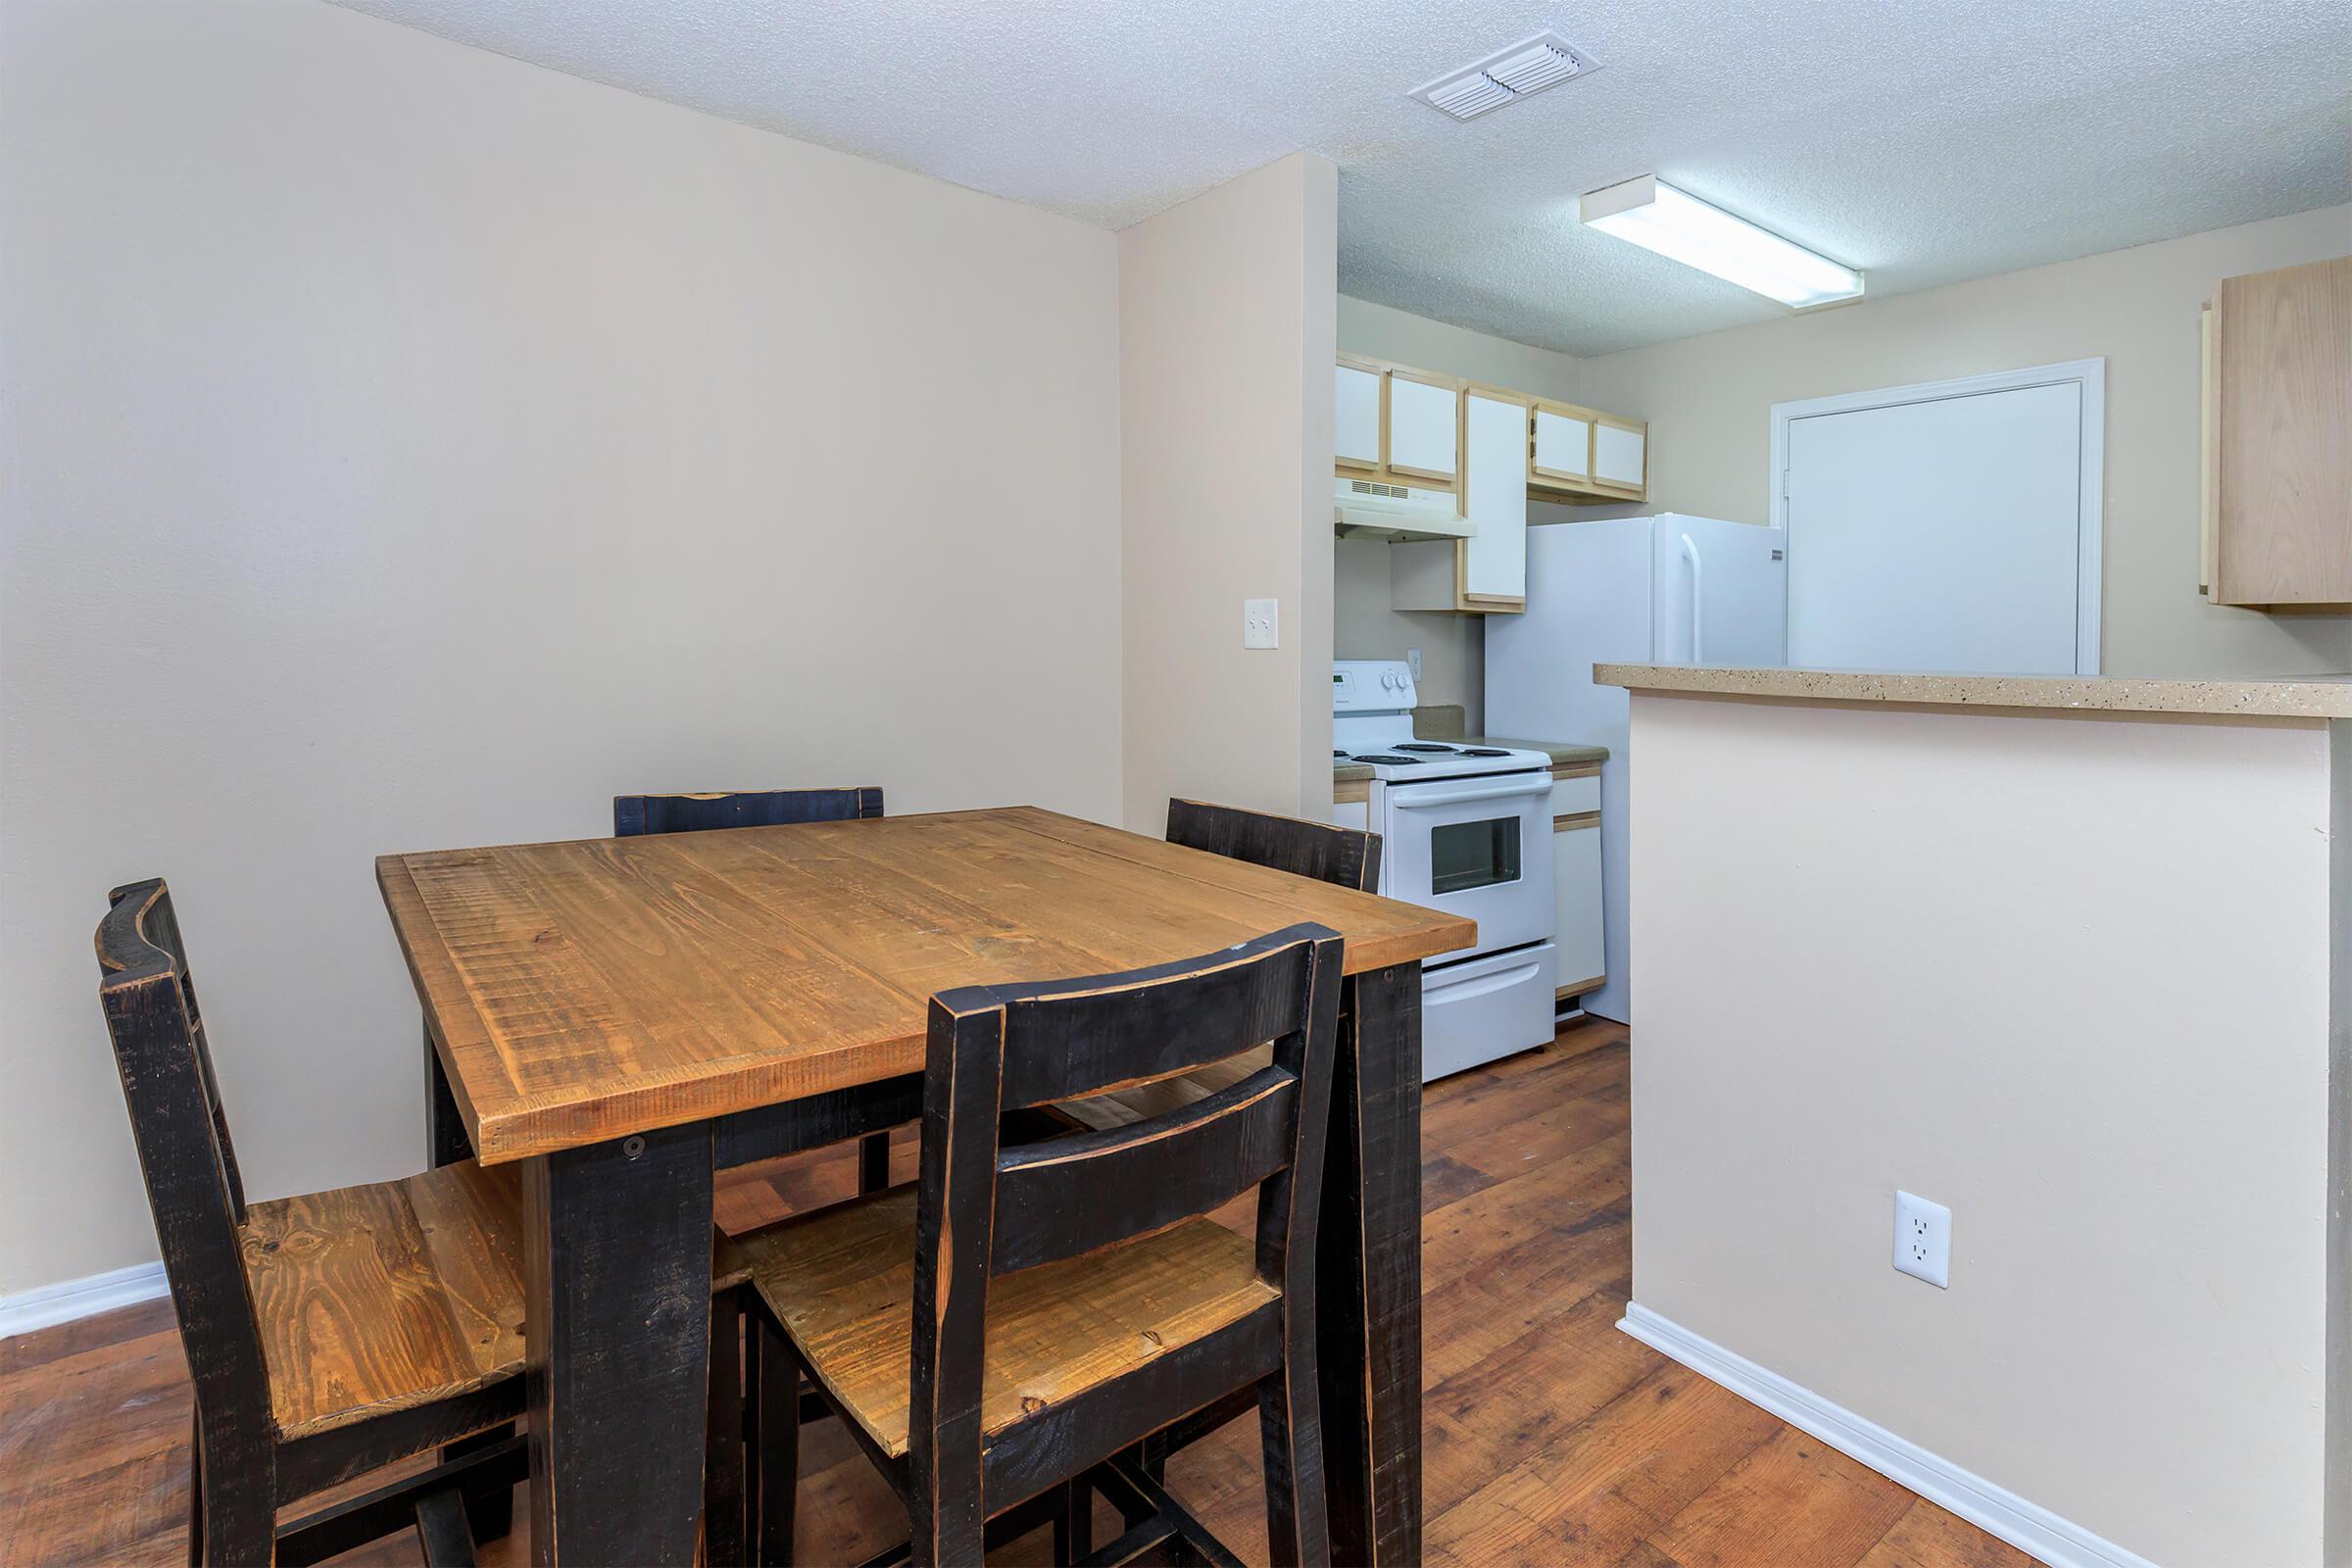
91,788,1472,1566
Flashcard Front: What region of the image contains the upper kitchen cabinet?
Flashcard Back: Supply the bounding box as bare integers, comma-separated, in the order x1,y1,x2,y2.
1392,385,1529,615
1332,355,1462,492
1527,397,1648,504
1335,357,1383,471
2202,256,2352,608
1387,369,1461,484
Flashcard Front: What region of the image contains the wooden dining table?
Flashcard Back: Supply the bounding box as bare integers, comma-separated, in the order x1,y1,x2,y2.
377,804,1473,1566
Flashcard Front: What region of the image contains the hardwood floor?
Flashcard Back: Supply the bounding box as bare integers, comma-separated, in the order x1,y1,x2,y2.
0,1020,2027,1568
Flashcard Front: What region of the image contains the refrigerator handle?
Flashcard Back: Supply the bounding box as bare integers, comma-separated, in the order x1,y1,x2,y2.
1680,534,1705,662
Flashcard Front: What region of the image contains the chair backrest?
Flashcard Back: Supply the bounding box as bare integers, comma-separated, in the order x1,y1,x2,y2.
612,787,885,837
907,923,1343,1514
95,880,272,1455
1166,798,1382,892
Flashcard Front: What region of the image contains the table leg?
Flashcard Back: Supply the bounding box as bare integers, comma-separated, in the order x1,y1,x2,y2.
424,1023,471,1168
1318,961,1422,1567
425,1022,514,1538
521,1120,713,1567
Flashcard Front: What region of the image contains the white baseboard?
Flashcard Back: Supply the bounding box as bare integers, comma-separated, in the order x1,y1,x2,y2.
0,1260,170,1340
1619,1302,2158,1568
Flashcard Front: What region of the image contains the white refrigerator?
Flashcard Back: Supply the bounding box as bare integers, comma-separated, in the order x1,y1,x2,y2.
1485,514,1787,1024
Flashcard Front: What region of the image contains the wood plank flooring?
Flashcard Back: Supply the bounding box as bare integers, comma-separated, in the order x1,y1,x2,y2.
0,1020,2028,1568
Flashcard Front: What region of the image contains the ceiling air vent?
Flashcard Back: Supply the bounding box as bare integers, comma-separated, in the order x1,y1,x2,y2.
1410,32,1599,122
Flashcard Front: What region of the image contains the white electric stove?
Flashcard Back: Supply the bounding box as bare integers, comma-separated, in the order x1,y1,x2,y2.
1334,661,1558,1081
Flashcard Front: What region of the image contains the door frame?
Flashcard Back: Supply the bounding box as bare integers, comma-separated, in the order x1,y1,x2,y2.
1768,358,2106,674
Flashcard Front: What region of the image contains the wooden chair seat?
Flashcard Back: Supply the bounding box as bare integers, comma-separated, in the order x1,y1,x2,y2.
241,1160,528,1442
736,1185,1279,1460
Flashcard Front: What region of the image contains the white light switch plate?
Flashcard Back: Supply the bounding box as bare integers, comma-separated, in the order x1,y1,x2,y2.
1893,1190,1951,1289
1244,599,1279,650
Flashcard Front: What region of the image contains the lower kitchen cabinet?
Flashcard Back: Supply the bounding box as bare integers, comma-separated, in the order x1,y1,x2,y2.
1551,764,1604,1001
1332,780,1369,833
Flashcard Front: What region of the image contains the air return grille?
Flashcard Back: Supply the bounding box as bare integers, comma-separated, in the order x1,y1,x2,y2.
1410,33,1599,122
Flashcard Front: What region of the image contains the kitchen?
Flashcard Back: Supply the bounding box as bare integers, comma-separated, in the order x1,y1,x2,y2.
5,4,2350,1567
1324,153,2352,1562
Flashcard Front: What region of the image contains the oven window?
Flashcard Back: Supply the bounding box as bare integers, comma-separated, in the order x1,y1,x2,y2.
1430,816,1521,895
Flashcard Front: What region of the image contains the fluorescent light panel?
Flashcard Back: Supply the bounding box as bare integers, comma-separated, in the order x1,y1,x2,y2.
1581,176,1863,308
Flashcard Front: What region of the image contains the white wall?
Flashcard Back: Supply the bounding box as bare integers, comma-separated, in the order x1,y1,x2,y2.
1120,153,1338,832
0,0,1123,1296
1580,204,2352,675
1333,299,1588,730
1629,692,2339,1566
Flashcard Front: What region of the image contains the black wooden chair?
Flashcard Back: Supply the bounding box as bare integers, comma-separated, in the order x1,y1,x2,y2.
96,879,528,1566
729,922,1346,1567
1165,797,1383,893
614,787,894,1195
98,879,755,1565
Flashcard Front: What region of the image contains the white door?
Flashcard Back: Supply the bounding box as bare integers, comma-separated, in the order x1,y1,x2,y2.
1461,392,1528,600
1780,367,2101,673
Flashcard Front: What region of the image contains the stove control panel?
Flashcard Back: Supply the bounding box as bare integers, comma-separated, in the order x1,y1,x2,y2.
1333,660,1417,713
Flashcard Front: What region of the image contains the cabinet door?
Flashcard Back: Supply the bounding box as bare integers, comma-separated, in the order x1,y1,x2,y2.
1553,821,1604,995
1592,416,1647,492
1532,406,1592,484
1331,796,1370,833
1387,372,1459,482
1462,391,1528,602
1336,361,1382,471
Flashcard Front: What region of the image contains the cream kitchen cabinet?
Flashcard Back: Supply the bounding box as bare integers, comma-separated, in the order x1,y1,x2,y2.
1331,780,1370,833
1386,369,1460,483
1335,358,1383,472
1550,764,1604,1002
1391,385,1529,614
1333,355,1462,494
1527,396,1648,504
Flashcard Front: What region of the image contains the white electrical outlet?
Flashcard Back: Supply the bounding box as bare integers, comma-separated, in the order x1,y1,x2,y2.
1406,647,1423,680
1892,1191,1951,1289
1244,599,1279,650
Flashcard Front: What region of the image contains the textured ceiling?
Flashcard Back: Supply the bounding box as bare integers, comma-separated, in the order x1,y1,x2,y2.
328,0,2352,356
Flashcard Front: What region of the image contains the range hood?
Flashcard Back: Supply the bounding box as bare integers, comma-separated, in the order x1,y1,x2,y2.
1333,477,1475,541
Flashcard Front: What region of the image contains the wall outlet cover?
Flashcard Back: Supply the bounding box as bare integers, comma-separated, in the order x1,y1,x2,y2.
1893,1190,1951,1289
1244,598,1279,650
1406,647,1423,680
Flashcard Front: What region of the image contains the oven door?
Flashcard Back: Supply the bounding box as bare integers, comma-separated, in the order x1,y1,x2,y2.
1380,770,1554,958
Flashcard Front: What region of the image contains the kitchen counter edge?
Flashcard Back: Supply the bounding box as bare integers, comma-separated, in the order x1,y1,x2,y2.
1596,663,2352,720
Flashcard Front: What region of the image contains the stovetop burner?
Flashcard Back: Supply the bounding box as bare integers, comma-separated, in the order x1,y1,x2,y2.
1349,754,1426,765
1394,743,1457,753
1462,747,1512,757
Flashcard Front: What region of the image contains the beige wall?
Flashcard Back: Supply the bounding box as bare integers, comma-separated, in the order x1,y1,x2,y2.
1581,204,2352,675
0,0,1123,1296
1121,154,1338,832
1334,300,1588,728
1629,692,2340,1565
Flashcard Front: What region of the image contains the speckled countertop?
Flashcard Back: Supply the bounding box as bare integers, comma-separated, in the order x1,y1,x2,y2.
1596,663,2352,719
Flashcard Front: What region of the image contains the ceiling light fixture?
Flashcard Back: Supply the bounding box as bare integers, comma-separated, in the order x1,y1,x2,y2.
1580,175,1864,309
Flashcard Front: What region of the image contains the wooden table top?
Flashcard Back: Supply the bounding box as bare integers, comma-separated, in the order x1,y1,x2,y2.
378,806,1474,1162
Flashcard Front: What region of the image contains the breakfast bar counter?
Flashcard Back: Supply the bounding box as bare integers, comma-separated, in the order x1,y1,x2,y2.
1595,663,2352,1568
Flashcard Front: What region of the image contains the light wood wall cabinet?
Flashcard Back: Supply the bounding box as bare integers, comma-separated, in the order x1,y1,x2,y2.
1333,355,1461,492
2201,256,2352,608
1528,397,1647,504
